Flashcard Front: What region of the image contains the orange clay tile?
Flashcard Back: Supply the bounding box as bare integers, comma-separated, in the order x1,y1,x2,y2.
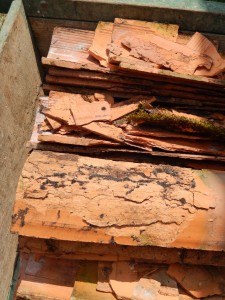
39,119,52,132
42,91,75,125
111,101,139,121
74,260,116,300
94,93,114,105
71,99,111,126
108,18,179,67
46,27,96,67
16,254,78,299
33,109,225,162
131,267,179,300
96,262,113,293
82,121,125,142
20,236,225,267
150,268,179,300
46,116,62,130
23,255,78,286
11,150,225,251
43,91,112,126
178,287,195,300
46,66,225,100
167,263,225,298
42,27,225,86
38,133,120,147
131,268,179,300
45,74,156,95
55,124,87,135
113,19,179,41
178,290,223,300
125,126,210,140
187,32,225,77
111,96,154,121
121,36,212,75
109,261,139,299
132,278,161,300
42,26,118,72
124,134,225,156
74,281,116,300
89,22,114,67
109,18,215,76
16,281,73,300
117,56,225,88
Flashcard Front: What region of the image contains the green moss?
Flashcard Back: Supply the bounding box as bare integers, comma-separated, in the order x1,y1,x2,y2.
126,108,225,140
136,233,160,246
17,177,24,192
0,14,5,30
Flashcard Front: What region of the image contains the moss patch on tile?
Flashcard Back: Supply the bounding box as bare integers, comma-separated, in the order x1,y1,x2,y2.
126,107,225,140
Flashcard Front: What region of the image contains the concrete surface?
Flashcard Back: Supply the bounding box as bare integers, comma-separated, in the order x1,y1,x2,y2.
0,0,41,299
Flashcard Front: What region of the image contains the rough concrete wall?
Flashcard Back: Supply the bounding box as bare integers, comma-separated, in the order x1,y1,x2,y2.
0,0,41,299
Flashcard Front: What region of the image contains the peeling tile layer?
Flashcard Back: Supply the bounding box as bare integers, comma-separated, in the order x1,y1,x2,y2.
11,150,225,251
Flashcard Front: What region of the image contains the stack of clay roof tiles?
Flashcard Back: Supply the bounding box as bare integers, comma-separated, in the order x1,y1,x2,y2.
36,19,225,162
12,18,225,299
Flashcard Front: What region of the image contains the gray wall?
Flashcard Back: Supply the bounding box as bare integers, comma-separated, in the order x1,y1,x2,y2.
0,1,41,298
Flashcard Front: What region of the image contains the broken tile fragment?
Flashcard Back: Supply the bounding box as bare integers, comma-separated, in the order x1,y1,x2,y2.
71,98,111,125
193,191,217,209
94,93,114,105
97,262,113,293
108,18,179,67
40,119,52,132
17,281,74,300
16,254,78,299
122,35,212,75
111,96,154,121
149,268,179,300
89,22,113,67
38,133,120,146
109,261,139,299
187,32,225,77
74,261,116,300
42,91,76,125
43,91,112,126
178,287,195,300
114,18,179,42
124,134,225,156
111,100,139,121
46,116,62,131
82,122,125,143
75,281,116,300
151,268,178,289
167,264,225,298
131,278,161,300
46,27,98,68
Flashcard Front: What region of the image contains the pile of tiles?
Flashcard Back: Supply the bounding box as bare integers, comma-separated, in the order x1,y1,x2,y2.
16,254,225,299
36,19,225,163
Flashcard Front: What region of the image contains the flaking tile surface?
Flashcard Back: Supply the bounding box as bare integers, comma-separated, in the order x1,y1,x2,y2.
11,151,225,251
